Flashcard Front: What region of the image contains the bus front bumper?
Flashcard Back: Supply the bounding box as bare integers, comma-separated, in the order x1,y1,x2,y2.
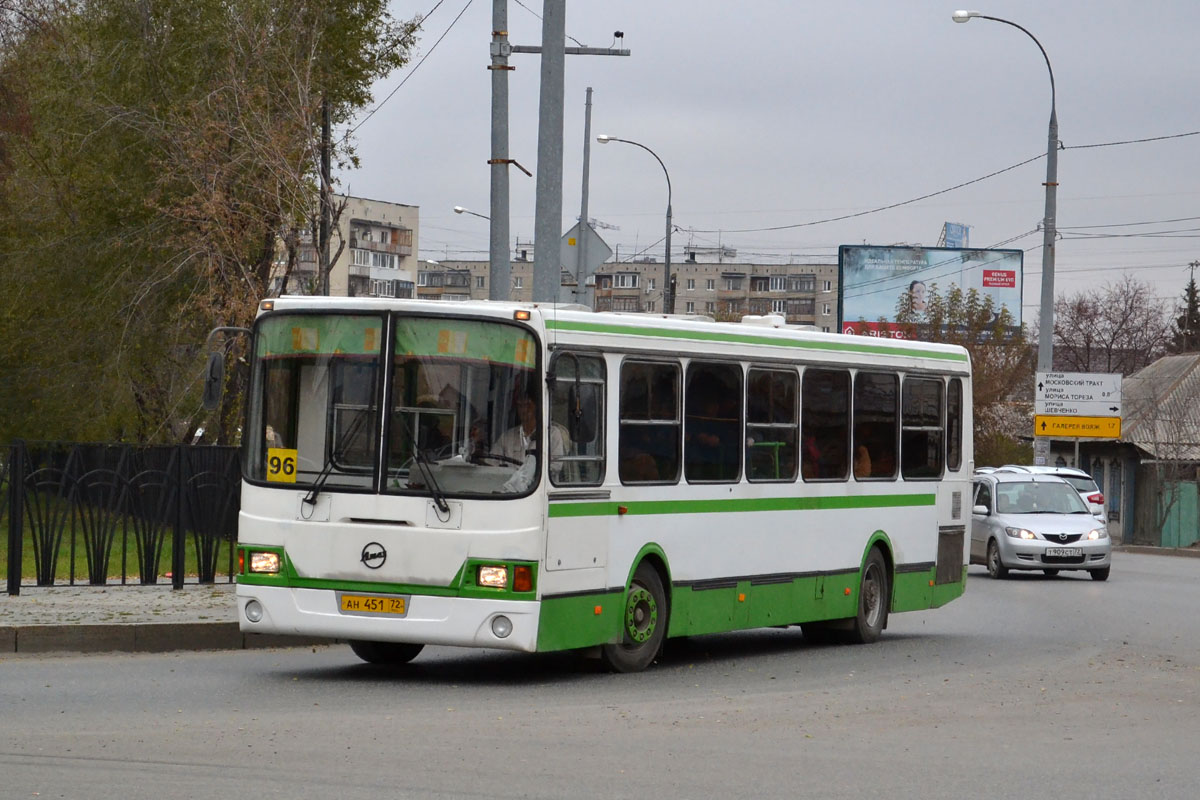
237,585,540,652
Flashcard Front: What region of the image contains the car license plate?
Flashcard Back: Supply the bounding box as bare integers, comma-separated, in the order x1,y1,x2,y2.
339,594,407,616
1045,547,1082,557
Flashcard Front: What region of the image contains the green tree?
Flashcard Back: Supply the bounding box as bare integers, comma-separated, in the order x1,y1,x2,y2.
0,0,418,444
895,283,1035,467
1168,271,1200,353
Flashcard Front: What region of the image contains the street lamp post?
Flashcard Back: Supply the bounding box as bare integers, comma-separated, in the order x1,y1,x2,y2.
453,205,490,221
596,135,674,314
953,9,1058,374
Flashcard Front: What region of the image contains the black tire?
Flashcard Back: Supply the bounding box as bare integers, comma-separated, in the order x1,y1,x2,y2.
601,562,668,673
348,640,425,665
1043,569,1059,577
845,548,890,644
1090,566,1111,582
986,540,1009,579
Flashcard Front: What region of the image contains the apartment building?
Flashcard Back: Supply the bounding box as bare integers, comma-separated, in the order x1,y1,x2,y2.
271,196,419,298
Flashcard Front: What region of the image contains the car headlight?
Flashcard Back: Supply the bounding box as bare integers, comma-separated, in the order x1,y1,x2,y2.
1005,527,1036,540
1087,529,1108,540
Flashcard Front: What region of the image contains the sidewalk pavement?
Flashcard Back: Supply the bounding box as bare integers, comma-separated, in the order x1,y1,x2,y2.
2,545,1197,655
0,582,332,655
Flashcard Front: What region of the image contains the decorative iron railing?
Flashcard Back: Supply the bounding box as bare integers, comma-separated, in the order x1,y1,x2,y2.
5,441,240,595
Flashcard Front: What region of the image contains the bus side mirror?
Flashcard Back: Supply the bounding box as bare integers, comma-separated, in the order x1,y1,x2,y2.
202,351,225,411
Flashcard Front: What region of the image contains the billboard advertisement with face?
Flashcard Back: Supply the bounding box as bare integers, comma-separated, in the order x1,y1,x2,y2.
838,245,1023,338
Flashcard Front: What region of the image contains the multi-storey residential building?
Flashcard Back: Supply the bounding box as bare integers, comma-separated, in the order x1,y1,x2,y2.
271,196,419,299
419,254,839,331
593,259,840,330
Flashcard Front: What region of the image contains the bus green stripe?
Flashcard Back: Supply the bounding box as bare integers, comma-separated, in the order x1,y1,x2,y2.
544,319,968,362
548,493,935,518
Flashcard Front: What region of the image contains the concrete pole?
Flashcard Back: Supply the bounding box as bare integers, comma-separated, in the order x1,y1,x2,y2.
488,0,512,300
576,87,593,307
532,0,566,303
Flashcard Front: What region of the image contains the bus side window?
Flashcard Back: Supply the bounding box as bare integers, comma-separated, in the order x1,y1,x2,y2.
619,361,681,484
746,367,798,482
901,377,944,479
853,371,898,480
685,362,742,483
801,368,850,481
947,378,963,472
549,353,606,486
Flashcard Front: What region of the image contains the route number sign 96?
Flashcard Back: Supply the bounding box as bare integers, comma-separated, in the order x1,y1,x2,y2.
266,448,298,483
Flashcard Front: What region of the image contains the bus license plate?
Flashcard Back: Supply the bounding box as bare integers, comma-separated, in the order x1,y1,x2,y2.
339,594,407,616
1045,547,1082,557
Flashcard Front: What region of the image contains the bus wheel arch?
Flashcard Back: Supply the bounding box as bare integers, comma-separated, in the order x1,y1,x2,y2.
601,553,671,673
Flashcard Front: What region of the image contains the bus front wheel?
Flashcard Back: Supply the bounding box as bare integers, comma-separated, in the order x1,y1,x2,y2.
601,563,668,673
348,640,425,665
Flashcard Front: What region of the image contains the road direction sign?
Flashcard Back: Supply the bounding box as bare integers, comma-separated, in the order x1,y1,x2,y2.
1035,371,1122,418
1035,415,1122,438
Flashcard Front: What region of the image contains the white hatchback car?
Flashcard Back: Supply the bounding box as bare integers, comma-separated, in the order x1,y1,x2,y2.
995,465,1106,522
970,471,1112,580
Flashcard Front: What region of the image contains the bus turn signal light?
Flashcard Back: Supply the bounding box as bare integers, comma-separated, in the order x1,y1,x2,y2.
513,565,533,592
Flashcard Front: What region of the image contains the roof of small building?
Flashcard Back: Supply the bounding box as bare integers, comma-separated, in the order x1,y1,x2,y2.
1120,353,1200,461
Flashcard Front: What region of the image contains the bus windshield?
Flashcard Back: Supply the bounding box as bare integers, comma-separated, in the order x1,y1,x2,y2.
246,312,541,498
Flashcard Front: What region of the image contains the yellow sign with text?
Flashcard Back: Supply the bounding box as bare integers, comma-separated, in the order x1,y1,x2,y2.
1034,415,1121,439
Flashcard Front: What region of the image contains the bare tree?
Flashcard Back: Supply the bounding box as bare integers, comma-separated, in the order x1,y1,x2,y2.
1052,275,1170,375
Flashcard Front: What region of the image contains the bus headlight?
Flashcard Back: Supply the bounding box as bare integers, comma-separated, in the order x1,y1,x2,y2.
478,565,508,588
249,551,281,574
491,615,513,638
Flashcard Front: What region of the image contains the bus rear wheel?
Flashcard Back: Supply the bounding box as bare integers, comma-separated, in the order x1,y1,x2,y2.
601,563,668,673
348,640,425,665
846,548,890,644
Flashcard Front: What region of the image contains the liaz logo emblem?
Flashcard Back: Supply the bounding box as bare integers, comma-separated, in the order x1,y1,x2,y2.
360,543,387,569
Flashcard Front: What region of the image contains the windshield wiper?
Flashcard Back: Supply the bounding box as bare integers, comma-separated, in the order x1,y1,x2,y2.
412,447,451,515
393,412,451,514
302,411,369,507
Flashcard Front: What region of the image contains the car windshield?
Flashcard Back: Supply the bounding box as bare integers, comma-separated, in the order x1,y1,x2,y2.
246,312,542,498
995,481,1089,515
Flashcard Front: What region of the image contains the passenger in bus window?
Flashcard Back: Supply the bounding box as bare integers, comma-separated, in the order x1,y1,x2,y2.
853,444,872,478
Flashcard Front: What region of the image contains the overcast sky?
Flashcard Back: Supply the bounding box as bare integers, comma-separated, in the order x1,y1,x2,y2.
338,0,1200,319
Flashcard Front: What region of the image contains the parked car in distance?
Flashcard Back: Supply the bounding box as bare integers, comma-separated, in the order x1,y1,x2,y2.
994,464,1106,521
970,471,1111,581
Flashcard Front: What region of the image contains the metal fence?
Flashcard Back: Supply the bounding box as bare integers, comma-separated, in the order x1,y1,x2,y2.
4,441,241,595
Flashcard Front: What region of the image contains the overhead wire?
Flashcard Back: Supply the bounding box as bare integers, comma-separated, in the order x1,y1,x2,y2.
346,0,474,138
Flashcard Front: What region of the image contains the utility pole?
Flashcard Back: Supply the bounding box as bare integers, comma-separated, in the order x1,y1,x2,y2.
575,87,594,307
488,2,513,300
502,5,628,303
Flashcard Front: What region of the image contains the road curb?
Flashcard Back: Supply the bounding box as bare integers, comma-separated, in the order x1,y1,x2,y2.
1114,544,1200,558
0,622,337,655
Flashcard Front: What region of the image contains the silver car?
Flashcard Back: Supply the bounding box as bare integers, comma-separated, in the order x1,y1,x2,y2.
970,472,1111,580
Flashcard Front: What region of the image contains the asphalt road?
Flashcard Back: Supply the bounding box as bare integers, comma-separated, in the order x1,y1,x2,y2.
2,552,1197,800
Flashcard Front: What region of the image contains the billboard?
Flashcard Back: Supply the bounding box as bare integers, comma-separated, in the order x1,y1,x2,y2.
942,222,969,248
838,245,1023,338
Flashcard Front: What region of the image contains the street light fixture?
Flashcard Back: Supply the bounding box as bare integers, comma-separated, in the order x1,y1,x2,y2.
953,9,1058,374
453,206,490,221
596,134,675,314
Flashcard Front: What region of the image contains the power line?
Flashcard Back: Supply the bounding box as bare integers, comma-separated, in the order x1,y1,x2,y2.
347,0,474,138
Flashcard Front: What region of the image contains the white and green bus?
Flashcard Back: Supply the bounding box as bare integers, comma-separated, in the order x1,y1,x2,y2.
231,297,972,671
